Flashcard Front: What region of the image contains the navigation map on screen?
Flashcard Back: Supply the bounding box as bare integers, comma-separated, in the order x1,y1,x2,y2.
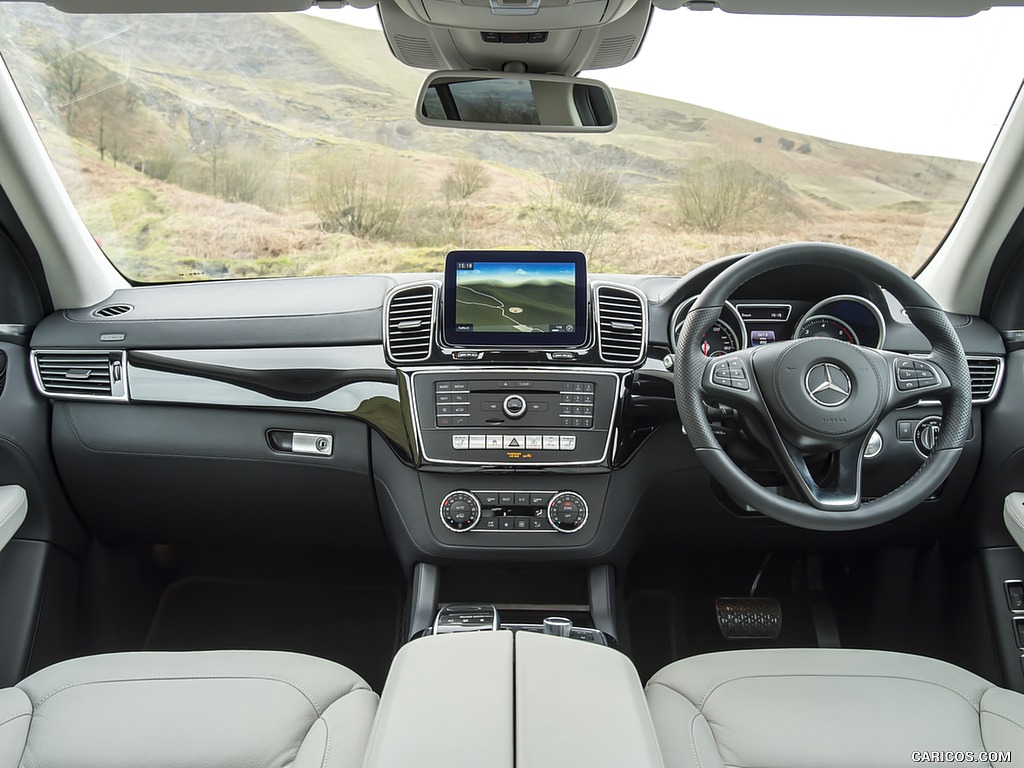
454,261,577,334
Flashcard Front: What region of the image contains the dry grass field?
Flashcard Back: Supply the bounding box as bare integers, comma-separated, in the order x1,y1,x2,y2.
0,7,980,281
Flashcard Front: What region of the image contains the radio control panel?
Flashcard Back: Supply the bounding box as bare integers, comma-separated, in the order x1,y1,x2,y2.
408,369,622,466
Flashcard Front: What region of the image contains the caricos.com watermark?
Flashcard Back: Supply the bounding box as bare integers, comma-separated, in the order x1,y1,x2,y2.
912,751,1012,763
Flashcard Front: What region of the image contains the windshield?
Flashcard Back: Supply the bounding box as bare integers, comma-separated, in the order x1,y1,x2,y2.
0,5,1020,281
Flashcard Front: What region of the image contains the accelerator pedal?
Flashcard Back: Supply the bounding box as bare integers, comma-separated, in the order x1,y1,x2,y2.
715,597,782,640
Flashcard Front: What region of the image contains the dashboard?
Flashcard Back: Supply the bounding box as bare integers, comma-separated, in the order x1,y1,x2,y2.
24,251,1008,568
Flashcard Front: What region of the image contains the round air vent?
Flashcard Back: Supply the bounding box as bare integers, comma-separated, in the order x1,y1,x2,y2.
92,304,133,318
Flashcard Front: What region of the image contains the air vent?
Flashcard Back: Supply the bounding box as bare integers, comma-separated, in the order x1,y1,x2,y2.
392,34,440,69
385,284,437,364
967,356,1003,404
92,304,133,318
0,350,6,398
32,350,127,400
595,285,647,365
589,35,638,69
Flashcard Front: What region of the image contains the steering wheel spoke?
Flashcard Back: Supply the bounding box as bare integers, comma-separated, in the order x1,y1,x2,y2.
773,432,866,512
700,349,765,412
874,350,952,411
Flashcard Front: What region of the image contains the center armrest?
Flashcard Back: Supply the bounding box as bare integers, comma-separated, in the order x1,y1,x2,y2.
364,628,663,768
363,630,514,768
515,631,664,768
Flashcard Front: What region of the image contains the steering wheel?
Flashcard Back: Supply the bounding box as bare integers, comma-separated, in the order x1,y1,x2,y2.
674,243,972,531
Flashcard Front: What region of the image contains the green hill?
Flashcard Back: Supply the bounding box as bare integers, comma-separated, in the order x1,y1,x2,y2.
0,6,980,280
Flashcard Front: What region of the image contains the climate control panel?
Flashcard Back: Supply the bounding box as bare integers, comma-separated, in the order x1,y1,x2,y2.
439,489,589,534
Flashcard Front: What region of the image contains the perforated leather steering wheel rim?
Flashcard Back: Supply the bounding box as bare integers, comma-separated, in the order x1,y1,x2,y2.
674,242,972,531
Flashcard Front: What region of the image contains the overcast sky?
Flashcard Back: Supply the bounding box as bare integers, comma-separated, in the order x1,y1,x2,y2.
311,5,1024,161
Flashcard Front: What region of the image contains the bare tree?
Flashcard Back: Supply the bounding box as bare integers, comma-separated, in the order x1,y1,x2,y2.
441,157,490,201
672,157,779,233
312,153,413,240
41,39,95,133
524,155,624,257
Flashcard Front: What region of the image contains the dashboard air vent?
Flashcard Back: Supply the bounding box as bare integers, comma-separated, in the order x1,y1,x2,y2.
32,351,127,400
92,304,133,318
385,284,437,364
967,356,1003,404
595,285,647,365
0,350,6,398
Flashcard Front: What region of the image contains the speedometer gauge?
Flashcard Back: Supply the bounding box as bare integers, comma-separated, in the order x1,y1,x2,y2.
701,321,740,357
797,315,860,344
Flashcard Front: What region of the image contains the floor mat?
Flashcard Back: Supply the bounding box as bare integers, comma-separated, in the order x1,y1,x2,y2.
145,577,402,693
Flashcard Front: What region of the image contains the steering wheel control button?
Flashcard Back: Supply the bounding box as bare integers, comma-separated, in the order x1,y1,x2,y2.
895,359,939,392
805,363,852,407
710,359,749,390
914,416,943,457
502,394,527,418
547,491,588,533
440,491,482,532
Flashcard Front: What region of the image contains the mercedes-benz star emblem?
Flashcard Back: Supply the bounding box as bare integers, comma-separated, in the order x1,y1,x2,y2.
805,362,852,407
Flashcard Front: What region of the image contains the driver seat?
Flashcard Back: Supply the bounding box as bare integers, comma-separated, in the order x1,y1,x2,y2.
645,648,1024,767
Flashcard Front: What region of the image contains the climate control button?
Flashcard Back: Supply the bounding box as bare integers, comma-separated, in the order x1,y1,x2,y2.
440,490,482,532
547,491,588,533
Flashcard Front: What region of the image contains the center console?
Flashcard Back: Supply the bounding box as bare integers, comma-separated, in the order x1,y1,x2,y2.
378,251,648,646
409,369,622,467
361,629,663,768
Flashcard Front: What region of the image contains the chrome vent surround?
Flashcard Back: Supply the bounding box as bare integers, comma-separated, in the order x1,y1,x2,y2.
32,350,127,401
385,284,437,364
92,304,133,318
595,285,647,365
967,356,1004,404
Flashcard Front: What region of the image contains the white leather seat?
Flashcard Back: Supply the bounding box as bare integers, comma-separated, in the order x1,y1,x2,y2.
0,650,377,768
645,648,1024,768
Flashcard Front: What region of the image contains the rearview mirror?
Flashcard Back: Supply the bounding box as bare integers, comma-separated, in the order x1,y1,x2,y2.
415,71,617,133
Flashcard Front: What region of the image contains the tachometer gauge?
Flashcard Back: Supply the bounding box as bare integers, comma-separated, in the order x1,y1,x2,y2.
797,315,860,344
670,299,747,358
701,321,740,357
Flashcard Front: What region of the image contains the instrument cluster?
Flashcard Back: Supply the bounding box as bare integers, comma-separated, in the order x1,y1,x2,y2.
669,294,886,357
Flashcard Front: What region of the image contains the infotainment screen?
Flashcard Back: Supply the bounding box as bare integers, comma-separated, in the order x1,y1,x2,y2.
443,250,588,348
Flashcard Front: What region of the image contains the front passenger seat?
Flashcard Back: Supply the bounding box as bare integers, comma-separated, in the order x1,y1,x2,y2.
0,650,377,768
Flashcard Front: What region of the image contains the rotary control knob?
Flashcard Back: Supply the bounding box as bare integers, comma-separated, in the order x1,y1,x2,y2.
440,491,481,532
503,394,526,419
914,416,942,457
547,491,588,534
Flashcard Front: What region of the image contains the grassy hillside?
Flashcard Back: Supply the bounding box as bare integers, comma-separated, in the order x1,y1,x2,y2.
0,5,981,280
